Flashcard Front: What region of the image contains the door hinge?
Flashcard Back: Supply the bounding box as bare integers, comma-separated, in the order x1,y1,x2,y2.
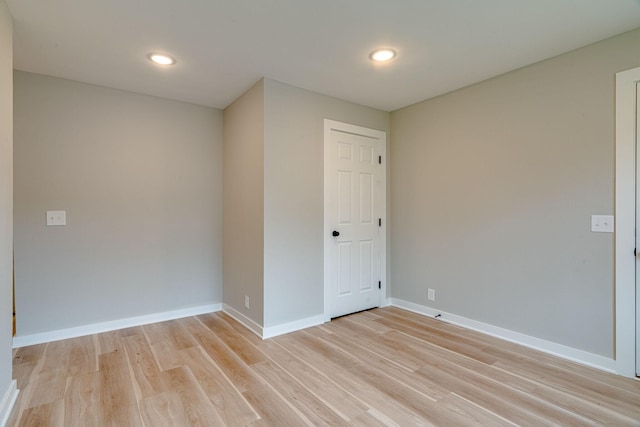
378,155,382,164
378,281,381,289
378,218,382,227
635,248,637,256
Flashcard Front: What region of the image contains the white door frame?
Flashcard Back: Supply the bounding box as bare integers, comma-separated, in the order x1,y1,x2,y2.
323,119,387,322
614,66,640,378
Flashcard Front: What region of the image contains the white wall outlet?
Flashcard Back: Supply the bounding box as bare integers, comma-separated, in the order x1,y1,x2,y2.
46,210,66,226
591,215,614,233
244,295,250,309
427,288,435,301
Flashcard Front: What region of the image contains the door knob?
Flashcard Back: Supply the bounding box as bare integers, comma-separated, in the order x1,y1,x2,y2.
332,230,340,237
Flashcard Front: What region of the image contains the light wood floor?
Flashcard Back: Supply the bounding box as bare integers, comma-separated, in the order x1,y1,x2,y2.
8,307,640,426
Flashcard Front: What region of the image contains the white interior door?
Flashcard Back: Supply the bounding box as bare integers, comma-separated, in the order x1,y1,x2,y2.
636,83,640,376
324,120,386,319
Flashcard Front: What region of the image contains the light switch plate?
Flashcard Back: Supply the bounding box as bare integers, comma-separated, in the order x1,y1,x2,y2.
46,211,66,226
591,215,614,233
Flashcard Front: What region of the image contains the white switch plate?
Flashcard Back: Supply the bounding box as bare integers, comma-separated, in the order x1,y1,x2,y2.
46,210,66,226
244,295,250,309
591,215,614,233
427,288,435,301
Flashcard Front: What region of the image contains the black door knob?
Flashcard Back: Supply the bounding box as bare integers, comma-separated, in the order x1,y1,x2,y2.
332,230,340,237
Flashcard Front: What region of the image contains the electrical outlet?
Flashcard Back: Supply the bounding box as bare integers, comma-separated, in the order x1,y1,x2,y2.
428,288,435,301
591,215,614,233
244,295,250,309
46,210,66,226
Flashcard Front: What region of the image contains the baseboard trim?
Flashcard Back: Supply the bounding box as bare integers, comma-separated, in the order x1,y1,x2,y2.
0,380,18,427
263,314,327,339
12,304,222,348
390,298,616,373
222,304,263,338
221,306,327,340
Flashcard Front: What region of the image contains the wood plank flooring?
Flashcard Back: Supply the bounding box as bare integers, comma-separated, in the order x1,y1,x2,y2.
8,307,640,426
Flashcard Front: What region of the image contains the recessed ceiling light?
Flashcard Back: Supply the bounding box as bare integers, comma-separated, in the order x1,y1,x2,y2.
369,48,397,62
148,53,176,66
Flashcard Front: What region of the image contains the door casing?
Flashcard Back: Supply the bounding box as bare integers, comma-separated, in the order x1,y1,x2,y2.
614,65,640,377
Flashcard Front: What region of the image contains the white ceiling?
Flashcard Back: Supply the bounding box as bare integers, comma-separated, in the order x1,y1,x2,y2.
6,0,640,112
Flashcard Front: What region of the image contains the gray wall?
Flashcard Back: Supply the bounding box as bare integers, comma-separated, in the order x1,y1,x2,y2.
14,71,223,335
222,78,389,329
263,79,390,327
0,0,13,399
223,80,265,326
390,28,640,358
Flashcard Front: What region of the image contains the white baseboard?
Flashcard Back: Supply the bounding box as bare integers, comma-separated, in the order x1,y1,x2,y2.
221,305,326,340
12,303,221,348
390,298,616,374
222,304,263,338
263,314,327,339
0,380,18,427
